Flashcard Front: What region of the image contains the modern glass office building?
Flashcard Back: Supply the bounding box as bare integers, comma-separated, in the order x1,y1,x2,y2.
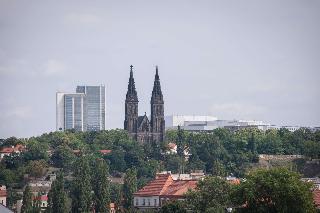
76,85,106,131
56,85,105,132
56,93,85,131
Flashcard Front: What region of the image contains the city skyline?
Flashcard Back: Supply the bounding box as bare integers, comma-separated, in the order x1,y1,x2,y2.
1,0,320,138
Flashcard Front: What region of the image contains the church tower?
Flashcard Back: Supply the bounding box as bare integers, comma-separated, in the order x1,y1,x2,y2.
124,65,138,140
150,66,165,142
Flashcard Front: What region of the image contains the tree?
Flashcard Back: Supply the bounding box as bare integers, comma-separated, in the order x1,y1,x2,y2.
47,172,67,213
186,176,232,212
27,160,48,178
303,140,320,159
232,168,316,213
7,187,22,209
110,183,122,212
176,126,185,158
123,168,137,209
93,159,110,213
71,157,92,213
21,185,33,213
160,201,187,213
51,145,76,171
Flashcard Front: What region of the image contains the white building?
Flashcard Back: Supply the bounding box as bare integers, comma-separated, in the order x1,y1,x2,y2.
56,85,106,132
0,185,7,206
165,115,270,131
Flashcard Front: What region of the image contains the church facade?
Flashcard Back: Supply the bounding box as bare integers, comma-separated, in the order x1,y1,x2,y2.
124,65,165,143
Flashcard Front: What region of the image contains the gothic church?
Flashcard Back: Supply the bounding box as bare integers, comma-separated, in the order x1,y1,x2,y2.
124,65,165,143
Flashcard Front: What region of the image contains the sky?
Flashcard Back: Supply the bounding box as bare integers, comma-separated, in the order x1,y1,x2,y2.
0,0,319,138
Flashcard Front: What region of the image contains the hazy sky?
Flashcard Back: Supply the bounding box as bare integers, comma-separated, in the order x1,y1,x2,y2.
0,0,319,138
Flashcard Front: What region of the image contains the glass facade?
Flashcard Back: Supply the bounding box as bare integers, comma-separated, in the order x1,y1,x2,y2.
56,85,105,132
64,94,85,131
76,85,105,131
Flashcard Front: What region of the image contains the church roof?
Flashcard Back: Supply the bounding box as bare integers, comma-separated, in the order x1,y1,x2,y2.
151,66,163,102
126,65,138,102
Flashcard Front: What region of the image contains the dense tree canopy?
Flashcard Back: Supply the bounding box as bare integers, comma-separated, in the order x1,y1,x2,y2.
186,176,232,212
0,128,319,212
232,168,316,213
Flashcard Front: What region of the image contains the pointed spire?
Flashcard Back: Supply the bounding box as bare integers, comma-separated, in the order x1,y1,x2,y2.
151,65,163,102
155,65,159,80
126,65,138,101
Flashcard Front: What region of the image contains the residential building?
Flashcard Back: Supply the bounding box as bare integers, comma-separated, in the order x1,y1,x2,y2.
133,172,200,210
56,85,106,132
301,178,320,190
124,65,165,143
0,185,6,206
0,144,26,160
314,190,320,209
33,195,48,211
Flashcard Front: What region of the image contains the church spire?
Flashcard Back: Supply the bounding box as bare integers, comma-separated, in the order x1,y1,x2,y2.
126,65,138,101
151,65,163,101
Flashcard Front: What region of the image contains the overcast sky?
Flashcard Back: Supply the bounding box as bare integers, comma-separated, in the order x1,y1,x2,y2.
0,0,319,138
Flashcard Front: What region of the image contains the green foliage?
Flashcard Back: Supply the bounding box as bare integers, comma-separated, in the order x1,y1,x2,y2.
123,168,137,208
7,187,22,209
186,176,232,212
71,157,92,213
51,145,76,170
21,185,33,213
160,201,187,213
93,159,110,213
27,160,48,178
232,168,316,213
47,172,67,213
23,139,49,161
110,183,122,211
303,140,320,159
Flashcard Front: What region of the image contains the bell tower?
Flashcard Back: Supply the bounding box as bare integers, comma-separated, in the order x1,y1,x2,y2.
150,66,165,142
124,65,138,140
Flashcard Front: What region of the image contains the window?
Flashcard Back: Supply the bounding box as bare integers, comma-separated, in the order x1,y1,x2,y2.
148,199,150,206
143,199,145,206
154,199,157,206
135,198,139,206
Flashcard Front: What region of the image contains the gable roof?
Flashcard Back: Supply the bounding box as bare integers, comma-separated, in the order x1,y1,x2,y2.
138,115,151,131
134,174,198,198
134,174,173,196
161,180,197,197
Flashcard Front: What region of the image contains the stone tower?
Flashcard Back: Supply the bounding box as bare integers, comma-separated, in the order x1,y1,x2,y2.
150,66,165,142
124,65,138,140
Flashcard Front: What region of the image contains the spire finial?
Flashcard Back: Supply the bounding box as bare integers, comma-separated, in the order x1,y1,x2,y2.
155,65,159,80
130,65,133,77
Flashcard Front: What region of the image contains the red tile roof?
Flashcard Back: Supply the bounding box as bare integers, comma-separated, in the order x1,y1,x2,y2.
134,174,198,198
34,195,48,201
0,190,7,197
0,147,14,153
0,144,26,153
161,180,197,197
99,150,112,155
134,174,173,196
167,143,177,149
314,190,320,208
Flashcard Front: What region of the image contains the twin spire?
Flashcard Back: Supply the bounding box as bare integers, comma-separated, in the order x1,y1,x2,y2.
126,65,163,102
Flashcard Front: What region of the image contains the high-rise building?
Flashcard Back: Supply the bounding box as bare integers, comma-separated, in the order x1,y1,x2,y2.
76,85,106,131
56,85,105,132
56,93,85,131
